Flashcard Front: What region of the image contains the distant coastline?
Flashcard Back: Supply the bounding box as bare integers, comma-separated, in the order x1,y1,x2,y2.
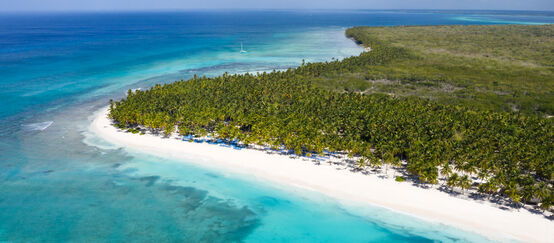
90,106,553,243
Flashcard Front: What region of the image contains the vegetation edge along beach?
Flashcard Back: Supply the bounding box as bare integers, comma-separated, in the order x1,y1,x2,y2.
102,24,553,241
91,106,552,243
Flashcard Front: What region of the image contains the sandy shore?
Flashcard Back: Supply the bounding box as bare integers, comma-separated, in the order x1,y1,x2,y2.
90,106,552,243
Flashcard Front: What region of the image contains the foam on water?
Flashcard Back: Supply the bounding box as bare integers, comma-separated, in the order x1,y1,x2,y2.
21,121,53,132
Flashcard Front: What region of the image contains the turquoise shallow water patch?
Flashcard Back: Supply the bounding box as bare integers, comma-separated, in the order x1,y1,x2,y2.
85,150,496,243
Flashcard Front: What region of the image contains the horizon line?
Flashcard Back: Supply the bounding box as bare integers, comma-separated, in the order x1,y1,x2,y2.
1,8,554,14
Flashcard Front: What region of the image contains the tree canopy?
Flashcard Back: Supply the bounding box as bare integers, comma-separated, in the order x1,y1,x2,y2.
109,25,553,210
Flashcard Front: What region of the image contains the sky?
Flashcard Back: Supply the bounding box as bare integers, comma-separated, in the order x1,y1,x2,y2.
1,0,553,12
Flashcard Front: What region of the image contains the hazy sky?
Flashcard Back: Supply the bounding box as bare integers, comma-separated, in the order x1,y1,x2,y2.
1,0,553,12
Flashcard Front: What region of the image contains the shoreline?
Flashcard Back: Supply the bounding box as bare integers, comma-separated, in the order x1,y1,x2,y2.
90,106,553,243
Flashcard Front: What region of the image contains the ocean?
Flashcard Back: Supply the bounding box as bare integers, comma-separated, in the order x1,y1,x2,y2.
1,10,552,242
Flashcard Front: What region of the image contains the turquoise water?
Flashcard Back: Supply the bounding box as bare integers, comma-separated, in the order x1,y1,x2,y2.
1,10,552,242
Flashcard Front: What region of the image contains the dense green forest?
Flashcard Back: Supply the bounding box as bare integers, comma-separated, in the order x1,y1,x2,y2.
109,25,553,210
339,25,554,115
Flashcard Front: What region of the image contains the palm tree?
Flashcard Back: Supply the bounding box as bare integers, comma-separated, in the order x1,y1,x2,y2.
459,175,472,192
447,173,459,192
356,158,367,170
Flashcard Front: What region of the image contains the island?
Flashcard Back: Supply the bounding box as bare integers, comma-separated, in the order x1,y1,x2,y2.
93,24,553,242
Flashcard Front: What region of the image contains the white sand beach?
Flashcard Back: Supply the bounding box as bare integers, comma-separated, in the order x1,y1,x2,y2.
90,106,553,243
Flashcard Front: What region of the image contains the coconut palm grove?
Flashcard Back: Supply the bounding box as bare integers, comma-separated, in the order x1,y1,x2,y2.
109,24,554,210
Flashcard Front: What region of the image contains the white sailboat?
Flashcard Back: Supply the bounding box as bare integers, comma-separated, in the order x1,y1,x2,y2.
240,42,247,54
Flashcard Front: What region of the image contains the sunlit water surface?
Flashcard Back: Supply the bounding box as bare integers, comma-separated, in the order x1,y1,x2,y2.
1,10,552,242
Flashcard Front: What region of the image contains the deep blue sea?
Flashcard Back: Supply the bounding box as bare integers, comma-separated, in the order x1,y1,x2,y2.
1,10,552,242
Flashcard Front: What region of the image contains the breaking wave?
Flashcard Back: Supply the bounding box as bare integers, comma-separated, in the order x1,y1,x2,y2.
22,121,53,132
